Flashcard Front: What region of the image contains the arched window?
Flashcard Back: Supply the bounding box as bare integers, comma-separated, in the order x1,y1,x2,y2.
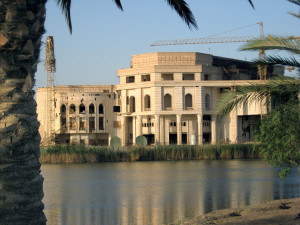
79,104,85,114
130,96,135,113
69,104,76,114
144,95,151,111
89,104,95,114
164,94,172,109
185,94,193,109
61,104,66,113
205,94,210,110
99,104,104,114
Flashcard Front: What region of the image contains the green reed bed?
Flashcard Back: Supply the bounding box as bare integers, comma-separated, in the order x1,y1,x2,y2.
40,143,260,163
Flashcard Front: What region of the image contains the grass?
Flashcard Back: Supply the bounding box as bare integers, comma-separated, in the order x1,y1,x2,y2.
40,143,260,163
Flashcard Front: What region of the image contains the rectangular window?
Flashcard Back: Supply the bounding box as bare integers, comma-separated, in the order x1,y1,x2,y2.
113,106,120,112
89,117,95,132
79,117,86,130
141,74,151,82
204,74,210,80
69,117,76,130
161,73,174,80
182,73,194,80
99,117,104,130
126,76,135,83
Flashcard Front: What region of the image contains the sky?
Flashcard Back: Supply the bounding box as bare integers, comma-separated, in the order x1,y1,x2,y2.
35,0,300,90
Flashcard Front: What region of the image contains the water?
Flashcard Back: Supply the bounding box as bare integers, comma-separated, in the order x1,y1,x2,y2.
41,160,300,225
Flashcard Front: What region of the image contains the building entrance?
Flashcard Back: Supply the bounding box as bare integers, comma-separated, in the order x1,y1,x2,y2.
169,134,177,145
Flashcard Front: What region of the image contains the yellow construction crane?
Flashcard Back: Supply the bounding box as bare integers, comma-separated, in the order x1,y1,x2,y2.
151,22,268,80
45,36,56,145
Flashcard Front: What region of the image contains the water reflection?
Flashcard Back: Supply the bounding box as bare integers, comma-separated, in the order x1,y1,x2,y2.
41,160,300,225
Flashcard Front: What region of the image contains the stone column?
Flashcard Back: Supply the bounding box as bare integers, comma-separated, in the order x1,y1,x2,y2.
136,115,142,137
177,114,182,145
132,116,136,145
121,116,127,146
155,115,160,145
197,114,203,145
229,108,238,143
211,115,217,144
160,116,165,145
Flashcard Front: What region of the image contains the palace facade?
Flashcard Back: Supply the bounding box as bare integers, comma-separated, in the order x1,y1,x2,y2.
37,52,282,146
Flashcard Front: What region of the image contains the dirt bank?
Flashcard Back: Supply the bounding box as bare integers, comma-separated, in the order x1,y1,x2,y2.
179,198,300,225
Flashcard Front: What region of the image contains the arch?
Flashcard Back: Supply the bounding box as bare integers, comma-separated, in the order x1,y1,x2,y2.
185,94,193,108
79,104,85,114
61,104,66,113
205,94,210,110
89,103,95,114
164,94,172,109
99,104,104,114
144,94,151,110
129,96,135,112
69,104,76,114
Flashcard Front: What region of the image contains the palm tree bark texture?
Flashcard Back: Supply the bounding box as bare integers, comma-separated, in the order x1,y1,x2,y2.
0,0,46,224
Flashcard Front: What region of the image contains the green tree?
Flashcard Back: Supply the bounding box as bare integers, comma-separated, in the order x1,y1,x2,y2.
218,0,300,178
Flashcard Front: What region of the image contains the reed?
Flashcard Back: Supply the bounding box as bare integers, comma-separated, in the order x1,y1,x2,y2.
40,143,260,163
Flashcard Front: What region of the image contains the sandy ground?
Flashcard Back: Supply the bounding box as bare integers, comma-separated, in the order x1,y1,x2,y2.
178,198,300,225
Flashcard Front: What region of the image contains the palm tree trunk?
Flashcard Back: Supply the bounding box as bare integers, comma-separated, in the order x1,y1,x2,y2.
0,0,47,224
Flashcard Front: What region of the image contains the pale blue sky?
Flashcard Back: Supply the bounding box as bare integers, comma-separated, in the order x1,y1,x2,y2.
35,0,299,89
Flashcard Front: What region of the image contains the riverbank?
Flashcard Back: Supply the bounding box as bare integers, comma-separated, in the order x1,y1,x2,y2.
178,198,300,225
40,143,260,163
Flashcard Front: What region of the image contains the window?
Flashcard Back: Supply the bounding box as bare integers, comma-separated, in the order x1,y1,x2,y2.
89,104,95,114
79,104,85,114
89,117,95,131
164,94,172,109
99,104,104,114
113,106,120,112
183,74,194,80
144,95,151,111
129,96,135,113
205,94,210,110
61,104,66,113
69,104,76,114
204,74,210,80
126,76,135,83
162,74,174,80
69,117,76,130
79,117,86,130
142,74,150,82
99,117,104,130
185,94,193,109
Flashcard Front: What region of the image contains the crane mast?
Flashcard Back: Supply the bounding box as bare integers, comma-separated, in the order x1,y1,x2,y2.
45,36,56,145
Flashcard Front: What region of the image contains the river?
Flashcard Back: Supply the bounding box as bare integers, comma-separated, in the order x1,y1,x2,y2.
41,160,300,225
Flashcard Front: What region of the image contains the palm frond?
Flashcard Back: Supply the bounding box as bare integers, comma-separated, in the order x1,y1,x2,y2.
288,12,300,19
253,55,300,68
288,0,300,6
240,36,300,55
248,0,255,9
217,77,300,118
56,0,72,33
113,0,123,11
165,0,198,29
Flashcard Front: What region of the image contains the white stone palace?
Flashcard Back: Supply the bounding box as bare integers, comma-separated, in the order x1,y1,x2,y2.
37,52,283,146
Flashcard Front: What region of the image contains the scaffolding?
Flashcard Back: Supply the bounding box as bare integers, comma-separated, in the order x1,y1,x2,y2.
45,36,56,145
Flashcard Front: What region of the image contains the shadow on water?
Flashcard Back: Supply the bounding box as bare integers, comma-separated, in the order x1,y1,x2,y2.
41,160,300,225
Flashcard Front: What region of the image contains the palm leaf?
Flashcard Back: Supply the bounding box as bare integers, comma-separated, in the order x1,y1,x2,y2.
217,77,300,118
253,55,300,68
248,0,255,9
288,0,300,6
240,36,300,55
288,12,300,19
56,0,72,33
165,0,197,29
